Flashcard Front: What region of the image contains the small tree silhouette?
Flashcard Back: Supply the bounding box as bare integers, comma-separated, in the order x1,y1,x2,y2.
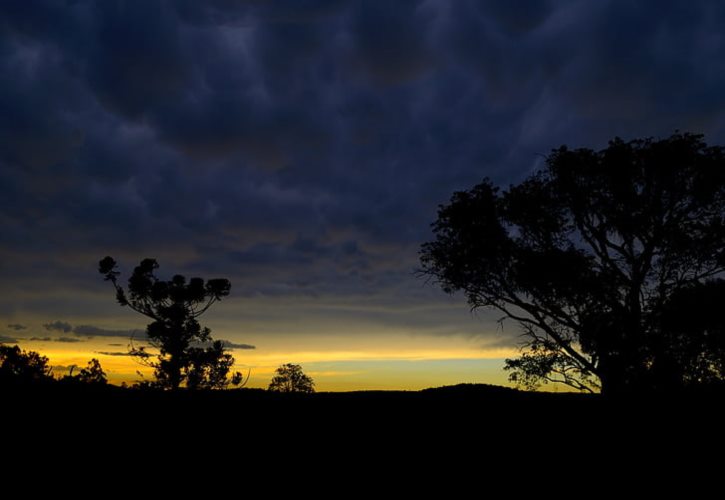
61,358,108,385
77,358,107,385
268,364,315,393
99,256,243,390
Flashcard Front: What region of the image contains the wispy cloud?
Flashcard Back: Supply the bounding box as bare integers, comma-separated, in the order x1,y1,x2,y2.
56,337,85,343
7,324,26,331
52,365,79,373
29,336,86,343
191,339,256,350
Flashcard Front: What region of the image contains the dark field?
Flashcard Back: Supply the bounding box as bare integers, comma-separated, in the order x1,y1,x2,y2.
6,383,722,437
5,383,723,482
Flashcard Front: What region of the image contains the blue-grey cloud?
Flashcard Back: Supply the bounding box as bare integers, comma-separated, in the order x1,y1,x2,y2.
2,0,725,346
41,321,141,339
44,321,73,333
7,324,26,331
0,335,18,344
72,325,141,339
191,339,255,350
220,340,256,350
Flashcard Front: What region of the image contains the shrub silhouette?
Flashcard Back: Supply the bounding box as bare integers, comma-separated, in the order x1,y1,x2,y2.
268,364,315,393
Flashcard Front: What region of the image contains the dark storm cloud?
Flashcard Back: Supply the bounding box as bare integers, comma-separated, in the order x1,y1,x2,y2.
2,1,725,340
347,1,436,85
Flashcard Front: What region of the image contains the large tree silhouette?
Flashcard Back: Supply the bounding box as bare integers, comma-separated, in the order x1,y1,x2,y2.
421,133,725,394
99,257,242,390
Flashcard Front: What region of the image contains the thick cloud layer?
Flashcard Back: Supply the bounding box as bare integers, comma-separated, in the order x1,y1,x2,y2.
2,1,724,343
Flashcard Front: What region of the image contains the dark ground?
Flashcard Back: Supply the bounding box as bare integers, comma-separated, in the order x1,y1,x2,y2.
5,382,722,433
3,382,723,481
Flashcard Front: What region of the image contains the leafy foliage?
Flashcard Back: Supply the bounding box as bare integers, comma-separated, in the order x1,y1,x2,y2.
77,358,108,385
268,364,315,393
60,358,108,385
421,133,725,394
655,279,725,387
0,345,53,384
99,257,243,390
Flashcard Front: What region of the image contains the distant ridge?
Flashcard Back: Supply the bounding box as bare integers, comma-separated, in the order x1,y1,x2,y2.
421,383,522,396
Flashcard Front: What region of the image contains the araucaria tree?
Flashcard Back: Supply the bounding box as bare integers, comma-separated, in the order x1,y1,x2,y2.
99,257,242,390
421,133,725,394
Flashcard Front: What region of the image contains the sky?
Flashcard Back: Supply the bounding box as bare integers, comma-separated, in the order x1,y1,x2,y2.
1,0,725,391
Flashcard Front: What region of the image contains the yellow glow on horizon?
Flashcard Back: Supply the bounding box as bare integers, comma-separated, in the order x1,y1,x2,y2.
25,340,514,391
239,347,517,364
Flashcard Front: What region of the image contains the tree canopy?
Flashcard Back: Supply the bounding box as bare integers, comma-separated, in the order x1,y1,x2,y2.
268,364,315,393
99,257,243,390
421,132,725,394
62,359,108,385
0,345,53,384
